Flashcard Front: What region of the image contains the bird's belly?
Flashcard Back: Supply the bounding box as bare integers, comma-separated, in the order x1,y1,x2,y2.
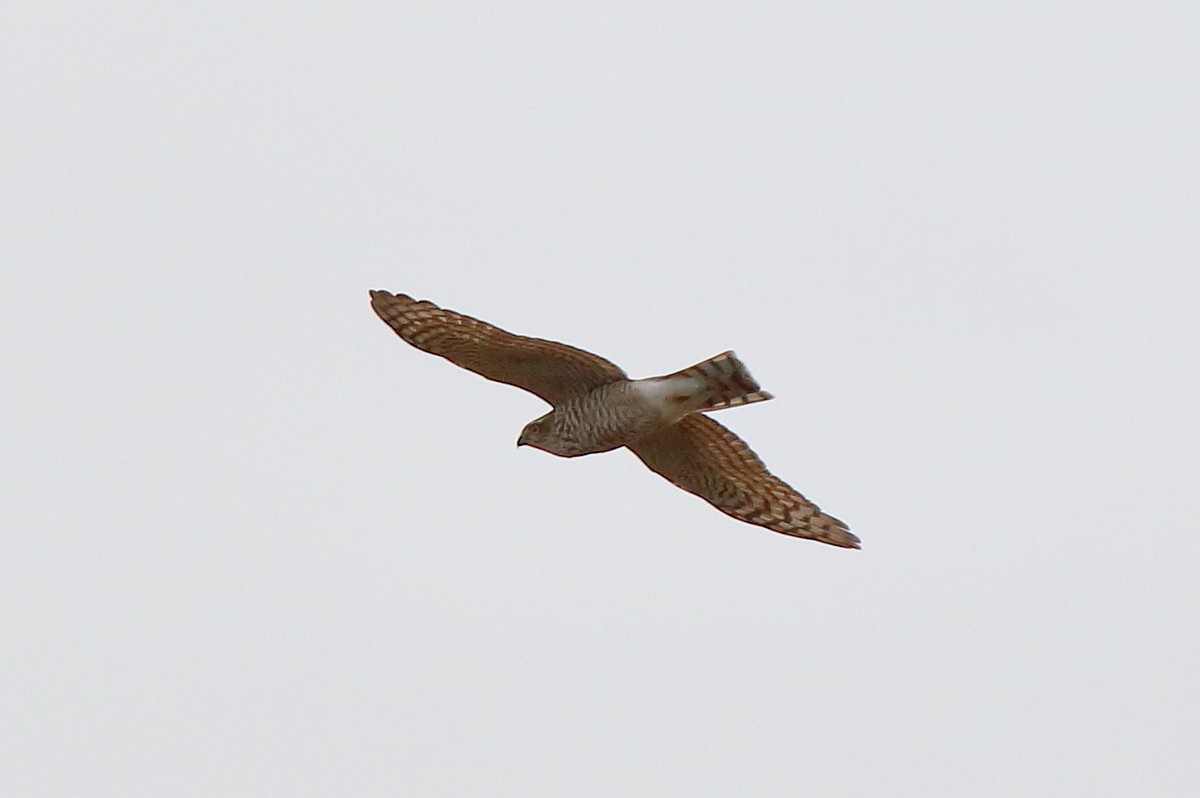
568,385,670,454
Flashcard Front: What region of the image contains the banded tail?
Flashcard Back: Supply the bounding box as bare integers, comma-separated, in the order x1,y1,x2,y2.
659,351,774,413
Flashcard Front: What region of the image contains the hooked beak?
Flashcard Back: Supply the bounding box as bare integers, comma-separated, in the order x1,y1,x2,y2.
516,434,527,447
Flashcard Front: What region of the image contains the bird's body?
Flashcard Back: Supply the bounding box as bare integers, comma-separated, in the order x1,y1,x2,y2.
526,381,653,456
521,352,773,457
370,290,859,549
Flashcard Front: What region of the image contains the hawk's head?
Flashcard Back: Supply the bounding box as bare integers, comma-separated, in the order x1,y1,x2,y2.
517,413,586,458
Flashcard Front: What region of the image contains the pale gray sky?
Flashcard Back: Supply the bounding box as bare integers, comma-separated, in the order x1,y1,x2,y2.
3,2,1198,795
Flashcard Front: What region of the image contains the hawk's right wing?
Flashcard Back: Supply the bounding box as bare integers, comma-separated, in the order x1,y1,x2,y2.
629,413,860,548
370,290,627,406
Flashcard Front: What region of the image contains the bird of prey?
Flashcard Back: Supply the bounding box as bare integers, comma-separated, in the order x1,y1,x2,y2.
370,290,858,548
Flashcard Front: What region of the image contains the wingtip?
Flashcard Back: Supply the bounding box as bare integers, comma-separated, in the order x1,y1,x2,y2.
369,289,417,305
370,290,416,313
826,527,862,549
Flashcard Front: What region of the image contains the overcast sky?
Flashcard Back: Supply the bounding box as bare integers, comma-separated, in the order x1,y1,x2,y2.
3,3,1198,796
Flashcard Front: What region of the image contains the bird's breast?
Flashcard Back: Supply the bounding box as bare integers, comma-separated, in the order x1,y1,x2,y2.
560,382,669,453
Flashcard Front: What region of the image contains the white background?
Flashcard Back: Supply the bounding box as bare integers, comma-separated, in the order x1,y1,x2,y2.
3,2,1198,795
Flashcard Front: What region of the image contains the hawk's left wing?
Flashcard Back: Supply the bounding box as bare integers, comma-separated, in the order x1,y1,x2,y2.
370,290,627,406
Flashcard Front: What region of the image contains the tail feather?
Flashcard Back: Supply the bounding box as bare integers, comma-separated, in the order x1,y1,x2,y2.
667,351,773,412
